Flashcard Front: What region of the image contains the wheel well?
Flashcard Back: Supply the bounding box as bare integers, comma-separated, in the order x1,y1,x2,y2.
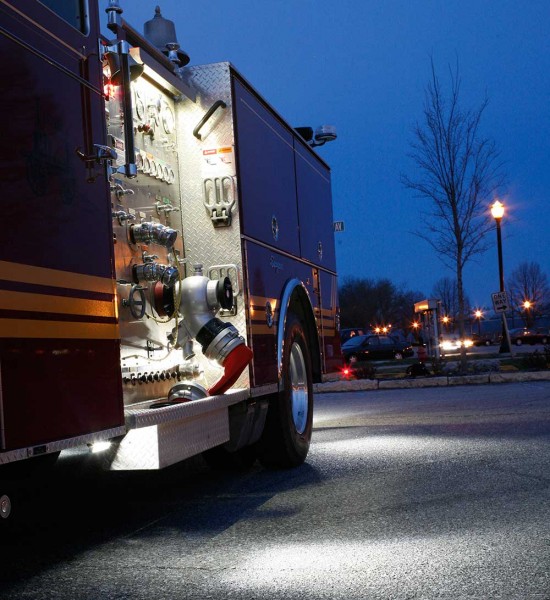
287,288,322,383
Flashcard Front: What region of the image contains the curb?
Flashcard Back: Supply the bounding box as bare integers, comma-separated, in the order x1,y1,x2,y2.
314,370,550,393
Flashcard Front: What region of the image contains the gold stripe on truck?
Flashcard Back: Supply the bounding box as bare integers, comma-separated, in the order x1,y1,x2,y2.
0,261,115,295
0,290,115,318
0,319,119,339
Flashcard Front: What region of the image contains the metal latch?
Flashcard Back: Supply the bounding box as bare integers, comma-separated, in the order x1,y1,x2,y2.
203,176,236,227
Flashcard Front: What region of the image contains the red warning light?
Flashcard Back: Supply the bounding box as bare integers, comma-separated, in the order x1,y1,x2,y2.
104,82,116,99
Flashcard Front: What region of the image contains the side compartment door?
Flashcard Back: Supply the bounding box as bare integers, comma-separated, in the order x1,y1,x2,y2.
233,78,300,255
0,1,123,450
294,142,336,271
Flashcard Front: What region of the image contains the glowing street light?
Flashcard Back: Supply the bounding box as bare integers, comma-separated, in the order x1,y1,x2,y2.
490,200,505,220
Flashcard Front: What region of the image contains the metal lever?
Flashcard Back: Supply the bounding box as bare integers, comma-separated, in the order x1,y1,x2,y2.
102,39,137,178
111,183,135,198
155,201,180,215
112,210,136,225
76,144,117,164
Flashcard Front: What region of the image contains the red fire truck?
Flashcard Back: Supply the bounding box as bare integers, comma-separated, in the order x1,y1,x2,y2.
0,0,340,521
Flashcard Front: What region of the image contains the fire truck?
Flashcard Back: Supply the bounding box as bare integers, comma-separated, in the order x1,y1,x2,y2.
0,0,340,521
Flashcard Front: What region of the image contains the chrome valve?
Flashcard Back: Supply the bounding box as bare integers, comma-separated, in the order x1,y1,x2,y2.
130,222,178,248
132,263,179,288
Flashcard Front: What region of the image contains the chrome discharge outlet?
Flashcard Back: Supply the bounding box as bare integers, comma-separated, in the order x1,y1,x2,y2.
130,222,178,248
196,318,243,362
168,382,207,402
174,267,236,361
171,266,253,395
133,263,179,287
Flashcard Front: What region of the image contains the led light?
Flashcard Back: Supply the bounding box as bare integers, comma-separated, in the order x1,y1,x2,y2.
89,440,112,454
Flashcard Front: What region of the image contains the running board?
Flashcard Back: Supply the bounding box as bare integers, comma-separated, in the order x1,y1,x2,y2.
109,389,250,470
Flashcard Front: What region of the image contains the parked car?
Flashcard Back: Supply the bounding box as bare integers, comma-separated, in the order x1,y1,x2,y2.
508,328,549,346
342,334,414,363
471,333,500,346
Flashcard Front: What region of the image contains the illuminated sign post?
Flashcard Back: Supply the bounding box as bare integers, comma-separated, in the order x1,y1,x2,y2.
414,298,441,360
491,291,509,313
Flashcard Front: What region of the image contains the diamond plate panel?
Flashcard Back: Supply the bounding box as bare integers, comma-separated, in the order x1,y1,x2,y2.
125,388,249,429
110,408,229,470
175,63,250,389
0,426,126,466
108,62,252,404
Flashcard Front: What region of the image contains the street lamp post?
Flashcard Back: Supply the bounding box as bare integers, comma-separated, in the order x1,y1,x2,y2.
491,200,511,353
523,300,532,328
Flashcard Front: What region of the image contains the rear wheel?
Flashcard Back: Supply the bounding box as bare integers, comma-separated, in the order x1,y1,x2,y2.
257,313,313,468
0,494,12,522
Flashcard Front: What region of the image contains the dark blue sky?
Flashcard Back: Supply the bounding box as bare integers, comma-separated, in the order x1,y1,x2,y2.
103,1,550,309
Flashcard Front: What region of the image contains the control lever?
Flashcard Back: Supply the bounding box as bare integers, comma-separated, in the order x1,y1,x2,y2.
76,144,117,165
113,210,136,225
155,202,180,215
111,183,135,198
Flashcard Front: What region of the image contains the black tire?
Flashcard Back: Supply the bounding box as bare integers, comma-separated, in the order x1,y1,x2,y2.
0,493,12,524
257,313,313,469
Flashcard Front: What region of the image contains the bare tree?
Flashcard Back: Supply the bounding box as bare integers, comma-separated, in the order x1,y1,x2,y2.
402,60,504,364
507,262,550,327
339,277,424,332
432,277,458,323
432,277,472,331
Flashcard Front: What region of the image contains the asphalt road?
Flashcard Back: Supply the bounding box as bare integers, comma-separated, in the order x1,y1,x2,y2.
2,382,550,599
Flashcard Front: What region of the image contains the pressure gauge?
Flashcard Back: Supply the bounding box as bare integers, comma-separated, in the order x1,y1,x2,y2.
134,89,145,120
149,96,161,126
162,105,175,134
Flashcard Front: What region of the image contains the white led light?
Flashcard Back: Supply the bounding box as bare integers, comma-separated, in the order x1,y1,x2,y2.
90,440,112,454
